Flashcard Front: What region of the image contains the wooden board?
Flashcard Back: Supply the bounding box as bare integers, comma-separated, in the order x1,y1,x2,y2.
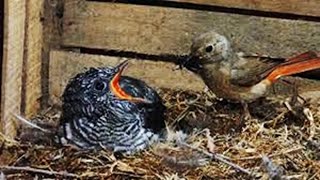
63,1,320,58
1,0,26,137
40,0,65,109
169,0,320,17
49,50,205,104
49,50,320,105
22,0,44,117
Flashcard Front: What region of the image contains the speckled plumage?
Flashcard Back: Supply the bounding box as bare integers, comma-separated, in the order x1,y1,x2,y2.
57,63,166,154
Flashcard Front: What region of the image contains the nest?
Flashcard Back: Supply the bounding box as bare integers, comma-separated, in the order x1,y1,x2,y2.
0,89,319,179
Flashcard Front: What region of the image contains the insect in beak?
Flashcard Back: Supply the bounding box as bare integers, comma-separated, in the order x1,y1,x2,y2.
179,55,203,73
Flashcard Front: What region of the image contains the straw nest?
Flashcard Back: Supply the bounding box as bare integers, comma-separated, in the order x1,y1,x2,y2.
0,89,319,179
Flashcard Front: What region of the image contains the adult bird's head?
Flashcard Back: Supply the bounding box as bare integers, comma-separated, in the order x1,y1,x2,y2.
62,60,150,119
180,31,233,72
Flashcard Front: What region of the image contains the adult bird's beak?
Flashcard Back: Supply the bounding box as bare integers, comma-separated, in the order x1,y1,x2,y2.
179,55,203,73
110,60,152,104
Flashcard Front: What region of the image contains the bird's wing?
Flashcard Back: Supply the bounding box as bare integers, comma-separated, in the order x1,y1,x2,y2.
230,55,281,86
119,76,162,104
230,51,319,86
119,76,166,132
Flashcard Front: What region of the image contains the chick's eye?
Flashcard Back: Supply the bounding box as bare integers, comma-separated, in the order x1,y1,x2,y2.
205,45,213,53
93,80,106,91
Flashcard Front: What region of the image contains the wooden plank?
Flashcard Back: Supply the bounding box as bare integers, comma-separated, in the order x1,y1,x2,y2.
49,50,205,104
169,0,320,17
40,0,64,109
62,1,320,58
1,0,26,137
23,0,44,117
49,50,320,105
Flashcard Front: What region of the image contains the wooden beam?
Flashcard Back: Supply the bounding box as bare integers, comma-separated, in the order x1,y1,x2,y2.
40,0,64,109
1,0,26,137
49,50,205,104
62,1,320,58
169,0,320,17
22,0,44,117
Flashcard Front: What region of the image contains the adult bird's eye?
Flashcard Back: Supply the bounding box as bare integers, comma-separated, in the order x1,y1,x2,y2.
205,45,213,53
93,80,106,91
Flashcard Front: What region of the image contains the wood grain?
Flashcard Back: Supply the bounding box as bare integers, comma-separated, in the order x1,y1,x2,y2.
62,1,320,58
40,0,65,109
23,0,44,117
49,50,320,105
170,0,320,17
49,50,205,104
1,0,26,137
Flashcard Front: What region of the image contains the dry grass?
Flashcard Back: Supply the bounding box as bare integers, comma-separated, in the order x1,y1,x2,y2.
0,89,319,179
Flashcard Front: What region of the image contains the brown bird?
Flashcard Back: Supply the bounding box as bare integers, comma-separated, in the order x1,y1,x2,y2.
180,31,320,118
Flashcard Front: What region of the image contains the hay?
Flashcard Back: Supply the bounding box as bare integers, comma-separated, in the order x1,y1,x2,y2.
0,89,319,179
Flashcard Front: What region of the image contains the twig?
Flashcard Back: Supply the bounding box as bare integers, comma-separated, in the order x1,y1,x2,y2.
303,108,315,140
179,142,252,175
286,174,304,179
169,107,190,127
284,101,293,112
0,132,18,145
159,152,209,168
0,166,78,178
291,128,320,150
263,110,287,128
236,147,303,161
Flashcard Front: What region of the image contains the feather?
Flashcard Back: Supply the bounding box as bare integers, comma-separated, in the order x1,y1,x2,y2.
13,114,51,133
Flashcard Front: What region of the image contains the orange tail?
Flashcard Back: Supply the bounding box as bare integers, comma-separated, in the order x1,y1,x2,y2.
267,57,320,82
285,51,318,63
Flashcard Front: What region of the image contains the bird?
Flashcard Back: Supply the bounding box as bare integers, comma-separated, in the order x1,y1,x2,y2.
57,60,166,154
180,30,320,118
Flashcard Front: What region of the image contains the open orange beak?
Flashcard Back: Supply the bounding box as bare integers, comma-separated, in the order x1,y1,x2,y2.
109,60,151,104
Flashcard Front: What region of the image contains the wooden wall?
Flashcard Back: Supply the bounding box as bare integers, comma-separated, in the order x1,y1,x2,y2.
62,1,320,57
170,0,320,17
1,0,62,137
0,0,3,131
50,0,320,102
2,0,320,136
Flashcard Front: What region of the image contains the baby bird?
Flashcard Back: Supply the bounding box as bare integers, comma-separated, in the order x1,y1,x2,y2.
57,60,166,154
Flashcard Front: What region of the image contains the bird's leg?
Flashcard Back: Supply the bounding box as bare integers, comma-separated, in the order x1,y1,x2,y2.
290,79,299,105
280,78,306,105
241,101,252,120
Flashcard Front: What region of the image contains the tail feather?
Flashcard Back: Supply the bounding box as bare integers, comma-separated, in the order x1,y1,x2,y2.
284,51,318,63
267,57,320,82
238,51,320,86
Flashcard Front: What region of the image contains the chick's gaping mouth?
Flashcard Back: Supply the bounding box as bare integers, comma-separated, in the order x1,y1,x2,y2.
110,60,151,104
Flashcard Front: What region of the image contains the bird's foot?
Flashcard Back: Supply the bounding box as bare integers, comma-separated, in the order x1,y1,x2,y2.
241,102,252,120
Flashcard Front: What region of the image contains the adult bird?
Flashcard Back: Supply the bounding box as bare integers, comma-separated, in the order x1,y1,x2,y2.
180,31,320,118
57,60,166,154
